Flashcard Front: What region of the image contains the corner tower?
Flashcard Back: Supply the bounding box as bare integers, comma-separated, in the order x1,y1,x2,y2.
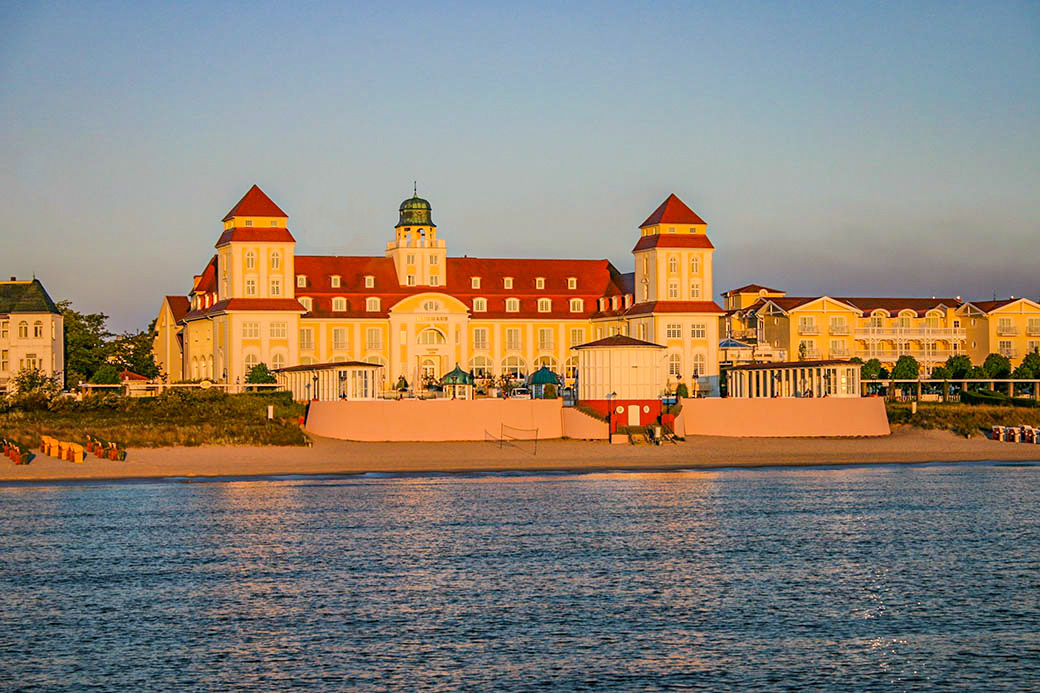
632,193,715,304
386,185,447,287
216,184,297,301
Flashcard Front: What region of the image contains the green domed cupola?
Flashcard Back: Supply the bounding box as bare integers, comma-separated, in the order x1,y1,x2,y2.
397,183,434,227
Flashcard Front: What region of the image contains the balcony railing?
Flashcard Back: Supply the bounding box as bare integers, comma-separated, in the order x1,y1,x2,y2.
855,349,960,362
997,327,1019,336
799,349,822,360
999,349,1019,359
828,325,850,336
798,325,819,335
1028,326,1040,336
855,327,966,340
828,348,850,358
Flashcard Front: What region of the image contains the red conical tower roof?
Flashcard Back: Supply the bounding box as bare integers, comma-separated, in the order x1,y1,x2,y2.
222,184,287,221
640,193,706,228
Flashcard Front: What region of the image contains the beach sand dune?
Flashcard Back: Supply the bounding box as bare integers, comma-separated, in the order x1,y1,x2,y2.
1,426,1037,482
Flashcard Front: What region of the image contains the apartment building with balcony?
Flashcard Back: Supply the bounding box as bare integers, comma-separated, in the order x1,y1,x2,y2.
722,285,966,373
958,297,1040,367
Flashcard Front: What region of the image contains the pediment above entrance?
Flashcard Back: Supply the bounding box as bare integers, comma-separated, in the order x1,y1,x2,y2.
388,292,470,315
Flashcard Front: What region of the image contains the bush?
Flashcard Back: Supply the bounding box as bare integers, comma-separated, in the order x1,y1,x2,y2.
90,364,120,385
245,362,277,384
542,384,557,399
961,388,1009,406
675,382,689,398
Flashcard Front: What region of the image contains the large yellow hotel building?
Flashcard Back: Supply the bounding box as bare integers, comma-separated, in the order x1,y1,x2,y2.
154,186,724,393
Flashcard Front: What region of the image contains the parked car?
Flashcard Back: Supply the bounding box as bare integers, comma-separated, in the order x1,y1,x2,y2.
510,388,532,399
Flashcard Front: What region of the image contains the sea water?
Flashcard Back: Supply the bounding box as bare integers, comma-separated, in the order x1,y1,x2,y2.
1,464,1037,690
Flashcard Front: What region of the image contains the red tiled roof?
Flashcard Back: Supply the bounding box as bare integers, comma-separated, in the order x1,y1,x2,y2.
623,300,725,316
183,298,306,321
119,369,149,381
640,194,707,227
222,184,287,221
215,227,296,246
722,283,784,296
165,296,189,322
754,296,961,317
191,256,218,294
292,255,629,319
632,234,715,252
963,298,1039,313
573,335,665,349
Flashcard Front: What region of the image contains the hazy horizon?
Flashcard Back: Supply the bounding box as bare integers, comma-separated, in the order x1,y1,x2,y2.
3,1,1037,332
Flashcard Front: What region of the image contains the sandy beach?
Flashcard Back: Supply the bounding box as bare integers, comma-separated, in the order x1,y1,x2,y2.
1,425,1038,482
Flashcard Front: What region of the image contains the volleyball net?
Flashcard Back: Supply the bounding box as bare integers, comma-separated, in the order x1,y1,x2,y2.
485,423,539,455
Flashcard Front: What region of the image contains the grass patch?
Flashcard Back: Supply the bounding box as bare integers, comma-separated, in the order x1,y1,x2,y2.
887,401,1040,437
0,390,308,448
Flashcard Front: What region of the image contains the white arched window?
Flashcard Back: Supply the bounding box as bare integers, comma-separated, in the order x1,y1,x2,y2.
33,321,43,338
473,298,487,312
422,300,440,312
533,355,557,371
366,297,380,312
565,355,579,379
245,250,256,269
668,353,681,377
569,298,583,312
332,297,347,312
668,255,679,274
501,356,526,379
419,328,446,345
244,354,258,371
538,298,551,313
271,353,286,370
271,251,281,270
469,355,492,378
299,297,312,311
690,256,700,274
506,298,519,313
18,321,28,338
692,353,706,378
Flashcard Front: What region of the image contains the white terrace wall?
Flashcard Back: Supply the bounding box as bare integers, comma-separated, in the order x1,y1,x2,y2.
306,399,566,442
675,397,890,438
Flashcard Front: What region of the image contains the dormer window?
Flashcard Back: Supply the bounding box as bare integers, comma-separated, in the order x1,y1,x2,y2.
568,277,577,290
299,296,312,311
598,297,606,311
538,298,551,312
506,298,519,312
332,297,347,311
472,277,481,289
569,298,583,312
331,275,341,288
364,275,374,288
504,277,513,289
245,220,253,227
269,220,277,227
297,275,306,288
624,295,633,308
366,297,380,312
611,296,619,310
536,278,545,290
473,298,487,312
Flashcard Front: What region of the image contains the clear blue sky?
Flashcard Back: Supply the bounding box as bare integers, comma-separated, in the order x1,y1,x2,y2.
2,1,1037,331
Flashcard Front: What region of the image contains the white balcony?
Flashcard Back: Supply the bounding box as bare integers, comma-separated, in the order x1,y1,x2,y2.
1027,327,1040,336
799,349,822,360
999,349,1019,359
997,327,1020,336
828,325,850,336
855,349,960,362
855,327,966,340
828,349,850,358
798,325,819,335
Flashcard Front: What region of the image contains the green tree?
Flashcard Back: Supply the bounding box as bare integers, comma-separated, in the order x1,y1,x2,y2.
1011,363,1034,380
1021,351,1040,376
861,358,884,380
675,382,689,398
109,321,159,379
964,365,988,391
13,367,60,395
944,354,972,379
929,365,950,380
395,376,409,391
542,383,557,399
891,355,920,379
58,300,112,388
90,364,120,384
982,353,1012,379
245,362,277,384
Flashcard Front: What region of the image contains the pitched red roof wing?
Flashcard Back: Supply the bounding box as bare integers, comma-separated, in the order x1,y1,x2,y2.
640,194,707,227
222,184,288,221
632,235,714,252
165,295,190,322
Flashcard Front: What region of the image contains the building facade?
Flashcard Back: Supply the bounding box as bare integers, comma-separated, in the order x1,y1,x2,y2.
722,285,1040,373
0,278,64,392
154,186,724,393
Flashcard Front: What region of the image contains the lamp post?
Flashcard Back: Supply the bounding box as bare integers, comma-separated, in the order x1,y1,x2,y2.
606,391,616,436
